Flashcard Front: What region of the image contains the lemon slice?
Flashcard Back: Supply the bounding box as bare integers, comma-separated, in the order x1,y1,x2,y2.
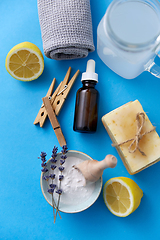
103,177,143,217
5,42,44,81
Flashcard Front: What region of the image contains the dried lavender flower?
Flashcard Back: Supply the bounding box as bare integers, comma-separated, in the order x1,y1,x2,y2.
62,145,67,150
48,189,55,194
42,176,47,180
56,189,62,195
51,164,57,170
50,174,56,179
40,151,47,158
59,166,65,172
41,158,47,163
41,162,47,167
49,184,57,189
43,175,50,181
50,157,57,163
59,175,64,181
41,168,48,173
61,145,68,154
52,146,58,153
60,159,65,165
51,152,57,158
61,155,67,160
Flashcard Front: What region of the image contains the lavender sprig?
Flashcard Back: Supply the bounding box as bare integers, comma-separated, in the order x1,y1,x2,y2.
39,145,67,223
40,151,49,178
55,145,67,221
39,147,61,222
52,146,58,153
50,145,58,164
48,146,59,221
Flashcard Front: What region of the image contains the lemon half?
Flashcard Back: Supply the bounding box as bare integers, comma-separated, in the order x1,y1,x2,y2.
103,177,143,217
5,42,44,81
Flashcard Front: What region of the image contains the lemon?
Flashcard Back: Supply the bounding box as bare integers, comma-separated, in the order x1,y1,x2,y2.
103,177,143,217
5,42,44,81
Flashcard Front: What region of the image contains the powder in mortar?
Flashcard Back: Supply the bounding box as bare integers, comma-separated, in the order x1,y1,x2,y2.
50,156,96,205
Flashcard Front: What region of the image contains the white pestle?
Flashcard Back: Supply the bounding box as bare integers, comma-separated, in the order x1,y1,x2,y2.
74,155,117,185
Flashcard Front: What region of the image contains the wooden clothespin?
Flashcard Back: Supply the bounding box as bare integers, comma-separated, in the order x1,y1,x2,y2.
34,67,80,146
34,78,56,127
51,67,80,116
42,96,66,147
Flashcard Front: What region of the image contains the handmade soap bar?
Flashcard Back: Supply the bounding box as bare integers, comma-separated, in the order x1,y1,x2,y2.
102,100,160,174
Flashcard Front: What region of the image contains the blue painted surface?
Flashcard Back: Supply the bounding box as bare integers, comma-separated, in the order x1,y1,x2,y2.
1,0,160,239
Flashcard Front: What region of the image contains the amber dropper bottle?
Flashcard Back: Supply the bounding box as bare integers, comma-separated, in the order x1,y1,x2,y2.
73,59,99,133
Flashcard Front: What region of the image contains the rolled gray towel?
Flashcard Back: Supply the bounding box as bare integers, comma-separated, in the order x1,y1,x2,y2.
37,0,95,60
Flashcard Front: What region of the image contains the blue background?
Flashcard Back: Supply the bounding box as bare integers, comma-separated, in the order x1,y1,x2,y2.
1,0,160,239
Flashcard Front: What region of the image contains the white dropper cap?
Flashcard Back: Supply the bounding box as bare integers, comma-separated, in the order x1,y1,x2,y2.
81,59,98,82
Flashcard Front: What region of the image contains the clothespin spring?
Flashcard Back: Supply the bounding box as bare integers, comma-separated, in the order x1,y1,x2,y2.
57,85,68,96
41,96,52,108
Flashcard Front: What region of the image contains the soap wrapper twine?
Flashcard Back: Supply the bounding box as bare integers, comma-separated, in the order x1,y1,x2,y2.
112,112,156,156
37,0,95,60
